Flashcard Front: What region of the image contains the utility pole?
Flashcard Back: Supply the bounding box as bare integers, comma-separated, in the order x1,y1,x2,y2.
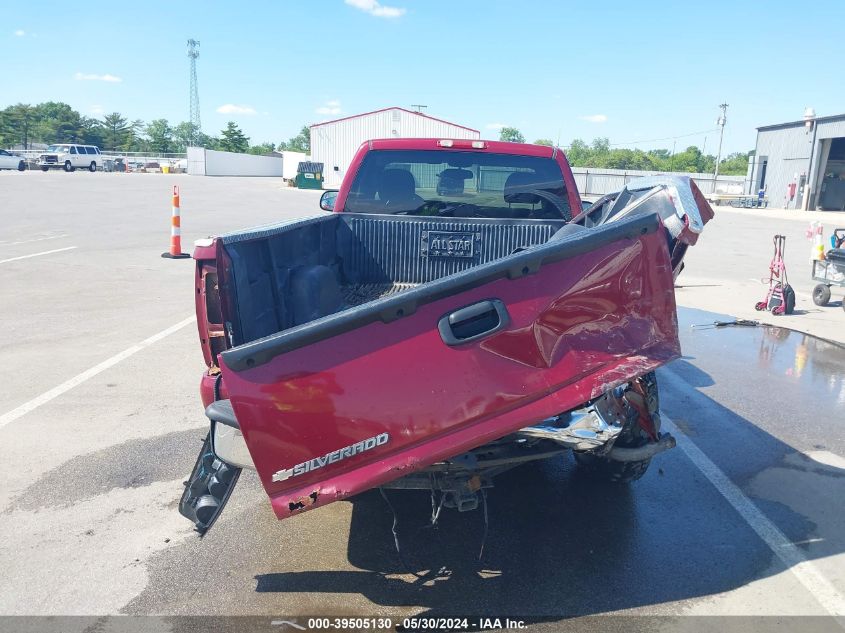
410,104,428,113
713,103,728,185
187,39,201,146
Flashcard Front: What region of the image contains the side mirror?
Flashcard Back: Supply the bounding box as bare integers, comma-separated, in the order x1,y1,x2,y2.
320,190,339,212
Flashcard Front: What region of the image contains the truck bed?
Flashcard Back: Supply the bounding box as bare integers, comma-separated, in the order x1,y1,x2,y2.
220,213,566,346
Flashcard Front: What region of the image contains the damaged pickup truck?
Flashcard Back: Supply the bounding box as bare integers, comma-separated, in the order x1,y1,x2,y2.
180,138,713,535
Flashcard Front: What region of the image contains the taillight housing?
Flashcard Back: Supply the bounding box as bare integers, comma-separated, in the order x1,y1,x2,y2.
195,260,229,368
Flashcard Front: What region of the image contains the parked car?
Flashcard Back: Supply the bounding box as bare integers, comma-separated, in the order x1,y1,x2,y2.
37,144,102,172
179,138,714,536
0,149,26,171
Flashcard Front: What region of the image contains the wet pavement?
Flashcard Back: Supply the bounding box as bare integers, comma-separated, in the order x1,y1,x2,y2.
114,307,845,625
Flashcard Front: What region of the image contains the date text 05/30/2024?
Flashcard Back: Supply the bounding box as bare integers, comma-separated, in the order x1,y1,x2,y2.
300,617,527,630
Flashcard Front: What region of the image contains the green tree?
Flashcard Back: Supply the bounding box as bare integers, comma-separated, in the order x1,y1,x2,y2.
0,109,12,147
101,113,131,151
79,116,105,146
173,121,199,152
172,122,215,151
220,121,249,154
278,125,310,153
499,127,525,143
534,138,553,146
647,148,671,162
126,119,148,151
33,102,82,143
717,152,750,175
219,121,249,153
5,103,36,148
666,146,715,173
557,136,752,173
565,138,591,166
600,148,655,171
146,119,173,153
247,142,276,155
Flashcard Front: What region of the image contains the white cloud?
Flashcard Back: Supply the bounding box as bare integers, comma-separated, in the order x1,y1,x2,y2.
486,123,507,130
316,100,342,116
90,105,104,115
579,114,608,123
216,104,257,115
74,72,122,83
345,0,406,18
14,29,25,37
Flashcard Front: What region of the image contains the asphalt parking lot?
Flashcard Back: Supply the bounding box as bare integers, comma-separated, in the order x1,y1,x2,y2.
1,172,844,629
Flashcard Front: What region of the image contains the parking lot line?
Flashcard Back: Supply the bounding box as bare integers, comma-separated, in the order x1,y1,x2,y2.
661,402,845,619
0,315,195,432
0,234,69,246
0,246,77,265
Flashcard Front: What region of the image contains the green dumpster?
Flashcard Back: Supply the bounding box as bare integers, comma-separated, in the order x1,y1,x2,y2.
295,161,324,189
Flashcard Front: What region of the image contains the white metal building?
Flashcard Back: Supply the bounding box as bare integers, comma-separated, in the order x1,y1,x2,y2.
310,107,480,188
750,111,845,210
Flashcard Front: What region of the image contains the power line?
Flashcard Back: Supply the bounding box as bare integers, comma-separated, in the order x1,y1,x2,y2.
607,127,720,147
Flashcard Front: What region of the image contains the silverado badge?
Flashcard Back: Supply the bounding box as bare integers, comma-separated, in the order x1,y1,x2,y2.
272,432,390,482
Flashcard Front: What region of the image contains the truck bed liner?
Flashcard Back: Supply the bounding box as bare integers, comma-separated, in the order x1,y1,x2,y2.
341,282,419,306
222,213,565,345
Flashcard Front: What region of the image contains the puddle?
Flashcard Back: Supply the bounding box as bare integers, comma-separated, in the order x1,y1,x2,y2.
676,307,845,410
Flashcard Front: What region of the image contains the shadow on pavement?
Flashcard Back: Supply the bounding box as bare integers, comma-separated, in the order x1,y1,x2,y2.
253,309,845,618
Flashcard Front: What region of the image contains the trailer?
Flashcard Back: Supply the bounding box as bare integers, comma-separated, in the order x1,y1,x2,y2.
707,193,768,208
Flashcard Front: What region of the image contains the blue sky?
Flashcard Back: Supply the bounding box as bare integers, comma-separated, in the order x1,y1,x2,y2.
3,0,843,155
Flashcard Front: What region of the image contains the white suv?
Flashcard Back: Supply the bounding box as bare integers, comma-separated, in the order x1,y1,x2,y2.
38,144,102,172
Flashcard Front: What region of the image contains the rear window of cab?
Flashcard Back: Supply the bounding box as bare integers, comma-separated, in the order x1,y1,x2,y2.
344,149,570,220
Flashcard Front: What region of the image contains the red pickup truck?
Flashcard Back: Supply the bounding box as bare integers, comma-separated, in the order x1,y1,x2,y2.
180,138,713,535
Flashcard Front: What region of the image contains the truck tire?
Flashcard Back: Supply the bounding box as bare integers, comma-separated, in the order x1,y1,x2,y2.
64,161,75,173
575,454,652,483
17,160,26,171
41,166,49,172
574,372,659,484
89,161,96,172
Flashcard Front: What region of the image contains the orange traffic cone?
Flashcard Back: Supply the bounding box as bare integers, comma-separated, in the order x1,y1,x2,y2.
161,185,190,259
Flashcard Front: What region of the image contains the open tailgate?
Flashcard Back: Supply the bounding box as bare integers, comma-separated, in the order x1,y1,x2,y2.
217,210,683,520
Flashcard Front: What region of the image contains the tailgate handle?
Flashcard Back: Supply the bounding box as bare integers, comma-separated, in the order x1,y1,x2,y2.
438,299,510,346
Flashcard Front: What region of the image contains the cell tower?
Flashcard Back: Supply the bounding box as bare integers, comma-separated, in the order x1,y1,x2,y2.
187,39,201,146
